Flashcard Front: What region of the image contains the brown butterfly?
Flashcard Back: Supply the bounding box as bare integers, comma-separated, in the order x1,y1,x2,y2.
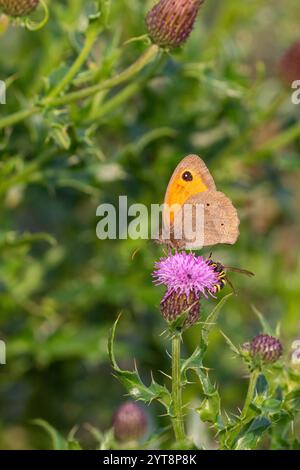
161,154,240,249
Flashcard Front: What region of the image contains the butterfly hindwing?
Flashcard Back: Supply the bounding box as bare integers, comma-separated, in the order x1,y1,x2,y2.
184,191,240,248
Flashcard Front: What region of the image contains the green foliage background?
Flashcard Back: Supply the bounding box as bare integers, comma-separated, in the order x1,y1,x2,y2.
0,0,300,449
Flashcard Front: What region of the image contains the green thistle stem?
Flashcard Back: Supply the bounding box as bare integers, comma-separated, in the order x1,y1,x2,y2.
0,44,160,130
241,369,259,418
221,369,260,449
171,333,185,442
48,44,160,108
25,0,49,31
45,26,99,101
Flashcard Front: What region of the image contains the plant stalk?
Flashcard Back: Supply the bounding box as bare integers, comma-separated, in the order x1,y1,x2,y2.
0,44,160,131
171,333,185,442
47,44,160,108
241,369,259,418
45,27,99,102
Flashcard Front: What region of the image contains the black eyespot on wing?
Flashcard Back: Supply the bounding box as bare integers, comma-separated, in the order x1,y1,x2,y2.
182,171,193,182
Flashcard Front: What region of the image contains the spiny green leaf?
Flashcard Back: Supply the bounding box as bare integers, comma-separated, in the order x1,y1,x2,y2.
285,388,300,411
235,417,271,450
181,346,203,376
255,374,268,396
252,305,275,335
220,330,240,355
196,392,221,424
202,293,233,345
108,315,171,410
261,398,282,413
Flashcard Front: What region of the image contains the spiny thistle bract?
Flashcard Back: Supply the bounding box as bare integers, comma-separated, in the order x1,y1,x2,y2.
0,0,39,17
152,252,225,328
146,0,204,48
245,333,283,364
160,288,200,328
112,401,148,443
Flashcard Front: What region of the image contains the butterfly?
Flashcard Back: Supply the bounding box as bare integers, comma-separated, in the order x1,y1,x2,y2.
161,154,240,249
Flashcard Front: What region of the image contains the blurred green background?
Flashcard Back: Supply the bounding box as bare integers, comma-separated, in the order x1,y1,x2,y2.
0,0,300,449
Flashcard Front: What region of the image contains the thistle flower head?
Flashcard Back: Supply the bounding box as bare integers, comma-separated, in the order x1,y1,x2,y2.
279,38,300,86
146,0,204,48
153,251,223,297
153,252,224,328
0,0,39,17
244,334,283,365
113,401,147,443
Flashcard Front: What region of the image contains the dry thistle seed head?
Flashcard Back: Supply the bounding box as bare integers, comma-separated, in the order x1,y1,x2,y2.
112,401,147,443
0,0,39,17
245,334,283,364
279,38,300,86
146,0,204,48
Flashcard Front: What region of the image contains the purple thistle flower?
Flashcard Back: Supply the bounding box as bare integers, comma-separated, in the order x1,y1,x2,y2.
153,252,225,328
146,0,204,48
153,251,222,298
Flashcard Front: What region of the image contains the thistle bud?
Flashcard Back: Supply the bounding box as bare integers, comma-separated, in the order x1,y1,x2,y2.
146,0,204,48
246,334,282,364
279,39,300,86
160,289,200,328
0,0,39,17
291,340,300,370
113,401,147,443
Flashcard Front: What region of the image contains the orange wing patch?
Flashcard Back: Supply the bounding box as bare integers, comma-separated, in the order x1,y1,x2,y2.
164,172,208,209
164,156,211,225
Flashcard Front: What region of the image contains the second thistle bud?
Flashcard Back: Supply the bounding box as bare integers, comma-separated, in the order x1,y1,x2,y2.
279,39,300,86
243,334,283,366
112,401,147,443
146,0,204,48
290,340,300,371
0,0,39,17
